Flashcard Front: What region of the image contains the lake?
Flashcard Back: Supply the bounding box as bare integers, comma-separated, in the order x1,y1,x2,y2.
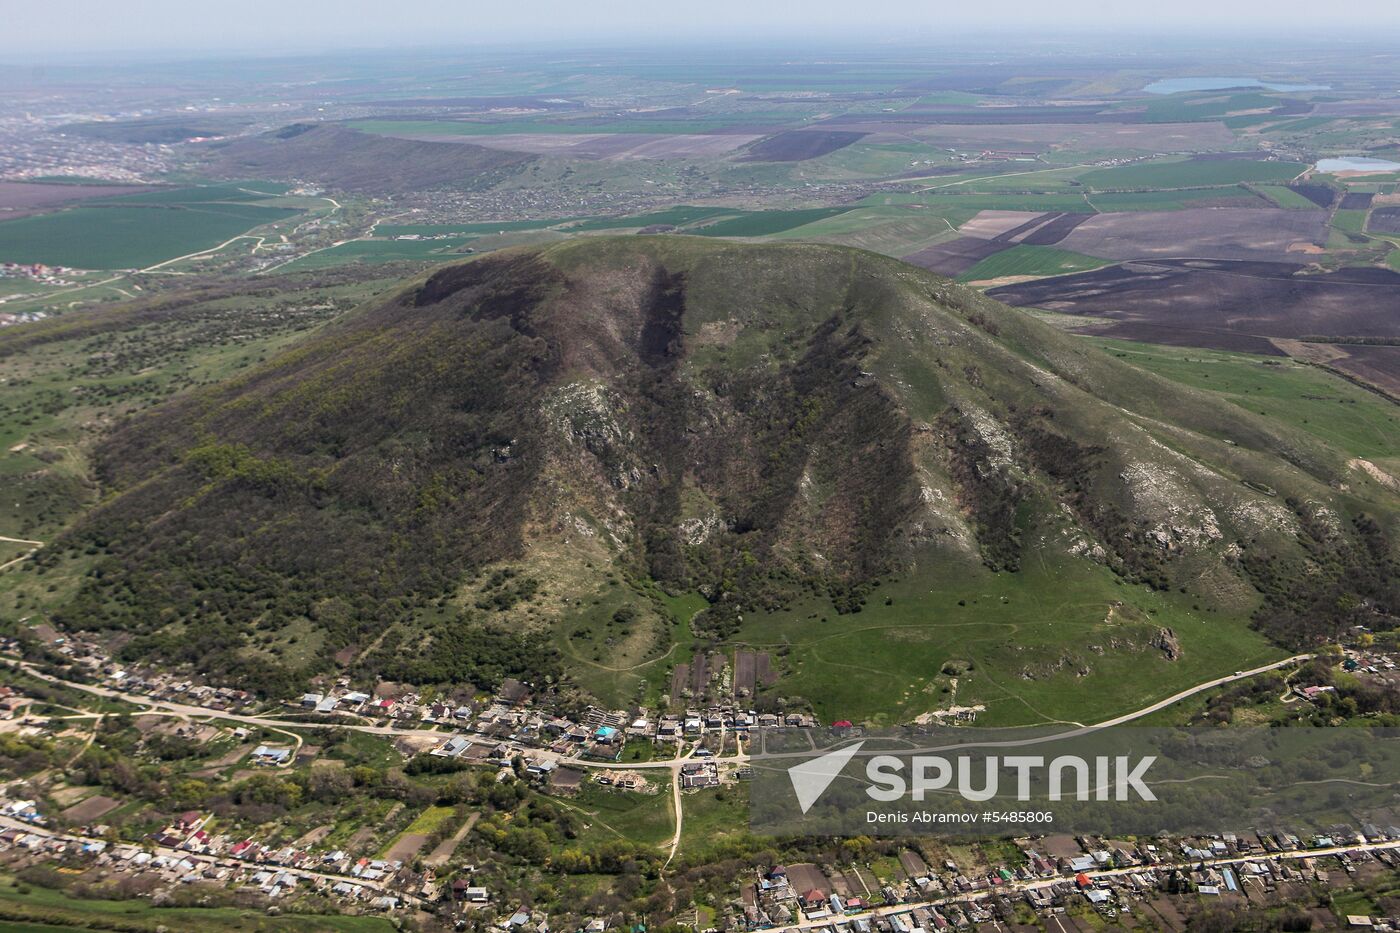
1144,76,1330,95
1315,156,1400,173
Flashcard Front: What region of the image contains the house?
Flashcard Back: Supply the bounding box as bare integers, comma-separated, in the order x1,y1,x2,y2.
300,693,323,708
432,736,472,758
451,878,489,902
175,811,204,831
251,745,293,766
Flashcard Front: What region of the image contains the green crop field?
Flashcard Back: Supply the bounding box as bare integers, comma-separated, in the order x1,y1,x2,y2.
0,186,303,269
1080,158,1306,190
770,205,976,256
98,182,278,204
958,244,1112,282
869,191,1094,213
1255,184,1321,208
1088,187,1267,210
375,219,573,237
691,207,855,237
281,236,477,269
569,206,740,231
1134,91,1284,123
1333,209,1370,234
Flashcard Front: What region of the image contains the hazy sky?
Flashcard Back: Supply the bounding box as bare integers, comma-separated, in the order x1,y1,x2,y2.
13,0,1400,55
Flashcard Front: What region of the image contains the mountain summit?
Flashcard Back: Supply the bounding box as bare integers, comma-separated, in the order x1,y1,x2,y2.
55,238,1398,697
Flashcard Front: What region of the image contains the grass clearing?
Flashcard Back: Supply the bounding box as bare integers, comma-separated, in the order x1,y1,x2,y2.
737,553,1281,728
568,781,674,850
404,803,456,834
678,784,753,863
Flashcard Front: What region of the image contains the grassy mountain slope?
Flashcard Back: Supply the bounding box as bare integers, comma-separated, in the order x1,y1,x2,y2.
45,238,1400,711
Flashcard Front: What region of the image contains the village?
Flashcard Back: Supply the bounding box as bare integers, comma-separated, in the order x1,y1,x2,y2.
0,624,1399,929
6,790,1400,931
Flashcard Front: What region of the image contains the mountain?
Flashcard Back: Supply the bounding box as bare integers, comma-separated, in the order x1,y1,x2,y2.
200,123,536,195
50,238,1399,699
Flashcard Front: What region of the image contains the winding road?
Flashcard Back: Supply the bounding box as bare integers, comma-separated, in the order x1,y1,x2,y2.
0,650,1316,867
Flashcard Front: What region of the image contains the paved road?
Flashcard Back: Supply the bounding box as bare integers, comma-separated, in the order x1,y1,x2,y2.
0,657,697,771
0,651,1322,874
1,652,1316,770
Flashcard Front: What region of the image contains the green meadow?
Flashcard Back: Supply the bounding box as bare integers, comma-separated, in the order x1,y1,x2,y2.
735,553,1282,728
1089,338,1400,461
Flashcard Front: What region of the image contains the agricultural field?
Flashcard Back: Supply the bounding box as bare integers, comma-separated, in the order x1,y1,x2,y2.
737,129,868,162
957,244,1112,282
691,207,856,237
0,179,160,220
1087,186,1269,210
1255,184,1324,209
992,260,1400,391
1078,157,1305,190
567,206,739,231
0,184,304,269
282,236,477,269
903,236,1008,275
769,205,973,256
1055,208,1329,261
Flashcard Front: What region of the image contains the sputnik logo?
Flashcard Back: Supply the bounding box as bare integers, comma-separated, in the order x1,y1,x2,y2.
788,741,864,814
